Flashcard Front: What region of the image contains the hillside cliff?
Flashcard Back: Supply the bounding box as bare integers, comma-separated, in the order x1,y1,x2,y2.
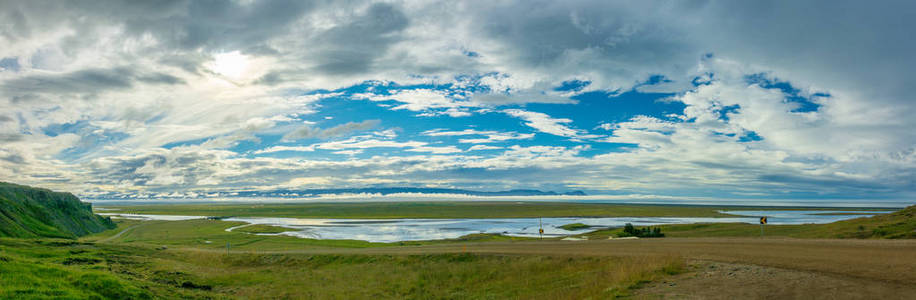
0,182,114,238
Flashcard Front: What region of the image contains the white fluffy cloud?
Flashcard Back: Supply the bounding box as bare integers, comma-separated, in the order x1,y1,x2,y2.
503,109,585,138
423,129,535,144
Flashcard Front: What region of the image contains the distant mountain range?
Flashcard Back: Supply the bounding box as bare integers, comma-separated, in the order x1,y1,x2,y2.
0,182,114,238
231,187,587,198
89,187,588,199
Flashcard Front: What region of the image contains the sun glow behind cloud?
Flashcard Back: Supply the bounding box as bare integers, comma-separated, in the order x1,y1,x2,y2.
208,51,250,79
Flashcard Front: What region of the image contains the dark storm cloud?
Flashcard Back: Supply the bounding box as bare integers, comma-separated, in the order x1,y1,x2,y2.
118,0,316,52
0,153,26,164
309,3,408,75
479,2,692,67
757,174,894,194
2,68,133,94
0,134,23,142
136,73,185,85
0,0,315,51
0,67,183,97
456,0,916,105
684,0,916,110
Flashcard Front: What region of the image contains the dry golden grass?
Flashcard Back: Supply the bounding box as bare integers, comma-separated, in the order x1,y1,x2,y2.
158,250,685,299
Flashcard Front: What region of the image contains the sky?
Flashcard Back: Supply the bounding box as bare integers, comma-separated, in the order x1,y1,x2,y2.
1,0,915,204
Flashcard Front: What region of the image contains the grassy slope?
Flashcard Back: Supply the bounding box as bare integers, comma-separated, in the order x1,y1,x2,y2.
0,236,684,299
0,182,114,238
583,204,916,239
0,238,211,299
101,202,754,218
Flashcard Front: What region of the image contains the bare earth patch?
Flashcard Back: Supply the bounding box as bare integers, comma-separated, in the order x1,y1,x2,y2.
633,260,916,299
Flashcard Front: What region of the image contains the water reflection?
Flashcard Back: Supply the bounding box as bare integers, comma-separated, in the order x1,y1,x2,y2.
100,210,890,243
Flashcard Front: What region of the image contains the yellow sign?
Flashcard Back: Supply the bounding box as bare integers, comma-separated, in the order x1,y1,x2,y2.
759,216,767,224
539,228,544,234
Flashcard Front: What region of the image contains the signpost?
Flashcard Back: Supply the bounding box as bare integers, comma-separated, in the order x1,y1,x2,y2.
759,216,767,237
538,217,544,240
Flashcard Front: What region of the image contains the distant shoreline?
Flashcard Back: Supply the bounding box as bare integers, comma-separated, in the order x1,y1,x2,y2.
90,198,907,210
92,201,899,220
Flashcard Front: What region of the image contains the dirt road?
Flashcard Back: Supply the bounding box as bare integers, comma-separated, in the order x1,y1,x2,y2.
97,224,143,243
634,260,915,299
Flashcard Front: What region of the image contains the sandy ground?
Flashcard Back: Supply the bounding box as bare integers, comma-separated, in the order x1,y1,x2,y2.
191,237,916,298
634,260,916,299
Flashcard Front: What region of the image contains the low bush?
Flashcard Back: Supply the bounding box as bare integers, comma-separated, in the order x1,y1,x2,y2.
618,223,665,238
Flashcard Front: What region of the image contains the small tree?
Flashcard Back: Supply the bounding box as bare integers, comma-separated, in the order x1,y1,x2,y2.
619,224,665,238
623,223,636,236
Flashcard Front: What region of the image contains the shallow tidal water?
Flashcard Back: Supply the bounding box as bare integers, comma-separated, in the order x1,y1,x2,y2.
99,210,889,243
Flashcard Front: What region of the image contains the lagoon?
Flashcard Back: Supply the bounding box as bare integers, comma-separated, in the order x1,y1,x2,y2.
100,210,889,243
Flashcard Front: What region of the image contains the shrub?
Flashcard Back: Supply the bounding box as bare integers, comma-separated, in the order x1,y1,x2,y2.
618,223,665,238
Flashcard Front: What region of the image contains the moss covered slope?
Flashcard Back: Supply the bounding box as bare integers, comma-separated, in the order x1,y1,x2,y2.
0,182,114,238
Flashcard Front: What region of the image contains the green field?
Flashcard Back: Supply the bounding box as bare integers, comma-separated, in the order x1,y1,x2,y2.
97,201,889,219
4,204,913,299
4,181,912,300
1,234,684,299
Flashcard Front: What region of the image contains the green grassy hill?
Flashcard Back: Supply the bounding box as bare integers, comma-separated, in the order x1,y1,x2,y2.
0,182,114,238
584,204,916,239
799,204,916,239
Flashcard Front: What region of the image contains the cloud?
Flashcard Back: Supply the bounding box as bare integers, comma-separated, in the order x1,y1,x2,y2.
284,119,380,140
253,146,316,154
470,89,577,106
2,0,915,203
423,129,535,143
503,109,581,137
468,145,502,151
1,67,183,97
0,152,25,164
405,145,463,154
0,133,23,142
314,139,426,151
308,3,408,75
286,177,333,187
355,89,473,112
460,133,535,144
